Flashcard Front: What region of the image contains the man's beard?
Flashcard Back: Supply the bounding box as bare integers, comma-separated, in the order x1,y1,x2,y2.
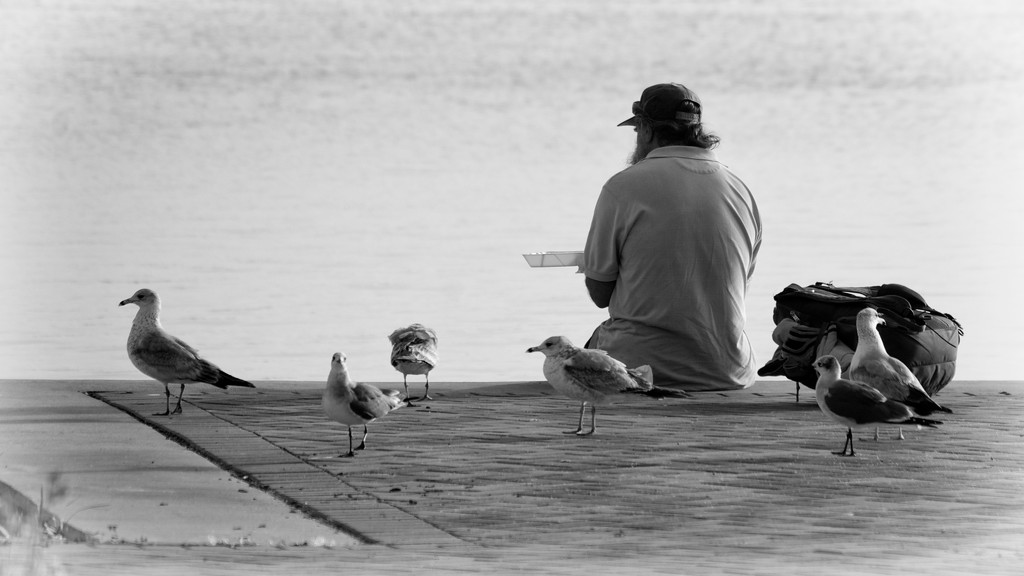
628,137,658,165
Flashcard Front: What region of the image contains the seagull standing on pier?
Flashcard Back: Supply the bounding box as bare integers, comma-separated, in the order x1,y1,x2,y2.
848,307,953,440
118,288,255,416
322,352,406,457
813,355,942,457
388,324,438,404
527,336,689,436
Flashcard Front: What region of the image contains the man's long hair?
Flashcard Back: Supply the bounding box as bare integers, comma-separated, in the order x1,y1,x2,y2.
651,122,720,150
646,101,721,149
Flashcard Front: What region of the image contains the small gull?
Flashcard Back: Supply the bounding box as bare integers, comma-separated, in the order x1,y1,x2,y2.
323,352,406,457
118,288,255,416
388,324,438,404
813,355,942,457
849,307,952,440
527,336,689,435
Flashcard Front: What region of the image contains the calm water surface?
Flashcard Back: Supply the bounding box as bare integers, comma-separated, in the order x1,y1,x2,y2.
1,0,1022,383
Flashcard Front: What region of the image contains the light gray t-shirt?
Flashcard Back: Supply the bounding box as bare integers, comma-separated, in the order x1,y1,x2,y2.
583,146,762,391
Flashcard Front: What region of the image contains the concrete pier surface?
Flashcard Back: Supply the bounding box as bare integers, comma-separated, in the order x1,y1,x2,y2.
1,378,1021,575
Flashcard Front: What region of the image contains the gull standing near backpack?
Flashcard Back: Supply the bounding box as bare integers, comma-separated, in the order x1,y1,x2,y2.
583,83,762,391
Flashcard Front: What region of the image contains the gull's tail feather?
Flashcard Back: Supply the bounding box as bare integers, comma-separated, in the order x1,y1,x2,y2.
382,388,408,411
213,369,256,389
899,416,942,428
905,390,953,415
626,365,654,387
622,365,688,398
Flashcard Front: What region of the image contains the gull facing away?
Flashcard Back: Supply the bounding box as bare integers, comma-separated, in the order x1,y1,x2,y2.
527,336,689,436
388,324,438,404
118,289,255,416
849,307,953,440
813,355,942,457
323,352,406,457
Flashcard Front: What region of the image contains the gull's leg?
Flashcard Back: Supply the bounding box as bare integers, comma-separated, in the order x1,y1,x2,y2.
417,374,433,401
404,375,417,407
895,426,905,440
564,402,586,435
171,383,185,415
578,405,596,436
356,425,368,451
831,429,849,456
342,426,355,458
833,428,856,457
873,427,880,441
154,382,172,416
795,381,800,403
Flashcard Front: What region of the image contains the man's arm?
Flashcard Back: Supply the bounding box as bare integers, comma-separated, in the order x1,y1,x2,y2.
585,276,616,309
583,180,623,310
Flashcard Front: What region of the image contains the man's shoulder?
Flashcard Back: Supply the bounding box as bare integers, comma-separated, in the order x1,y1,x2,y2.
603,160,658,191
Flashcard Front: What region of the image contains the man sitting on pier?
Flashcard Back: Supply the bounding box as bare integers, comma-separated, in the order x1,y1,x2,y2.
583,83,762,392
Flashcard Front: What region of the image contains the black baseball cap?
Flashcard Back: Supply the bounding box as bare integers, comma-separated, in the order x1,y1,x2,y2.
618,83,702,127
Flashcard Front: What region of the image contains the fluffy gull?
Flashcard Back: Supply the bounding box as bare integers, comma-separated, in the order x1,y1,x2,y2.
388,324,438,404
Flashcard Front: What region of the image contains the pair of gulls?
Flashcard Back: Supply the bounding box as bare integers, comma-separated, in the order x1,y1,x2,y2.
119,289,437,456
812,307,952,456
322,324,439,458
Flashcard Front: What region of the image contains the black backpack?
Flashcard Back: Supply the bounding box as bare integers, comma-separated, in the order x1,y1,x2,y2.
757,282,963,395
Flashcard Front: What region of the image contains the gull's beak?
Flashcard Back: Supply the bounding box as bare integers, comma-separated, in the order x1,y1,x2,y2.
526,346,538,353
118,298,131,307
